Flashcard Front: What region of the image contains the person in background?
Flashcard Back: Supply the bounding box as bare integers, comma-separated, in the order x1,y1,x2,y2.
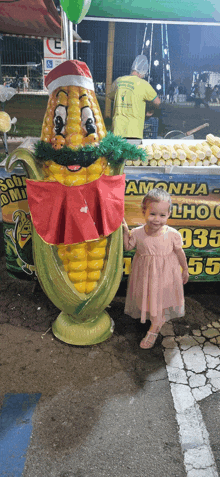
23,74,29,92
108,55,160,139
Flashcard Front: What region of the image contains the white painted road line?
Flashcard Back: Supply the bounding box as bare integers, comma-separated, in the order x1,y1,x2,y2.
161,320,220,477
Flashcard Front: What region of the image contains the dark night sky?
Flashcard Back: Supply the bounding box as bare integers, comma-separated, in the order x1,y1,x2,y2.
168,24,220,81
78,20,220,88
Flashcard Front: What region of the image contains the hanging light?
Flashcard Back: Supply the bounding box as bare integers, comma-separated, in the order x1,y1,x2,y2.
166,64,170,70
164,48,167,55
154,60,159,66
146,40,150,46
156,84,162,90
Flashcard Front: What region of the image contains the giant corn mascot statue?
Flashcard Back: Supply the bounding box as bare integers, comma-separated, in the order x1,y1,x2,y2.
6,60,146,345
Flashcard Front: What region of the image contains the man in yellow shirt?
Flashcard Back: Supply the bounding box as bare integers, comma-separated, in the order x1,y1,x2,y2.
108,55,160,139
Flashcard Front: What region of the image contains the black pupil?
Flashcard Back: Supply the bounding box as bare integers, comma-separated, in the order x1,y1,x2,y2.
86,117,95,134
55,116,64,134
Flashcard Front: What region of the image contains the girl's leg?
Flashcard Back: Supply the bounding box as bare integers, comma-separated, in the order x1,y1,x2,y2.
140,314,166,349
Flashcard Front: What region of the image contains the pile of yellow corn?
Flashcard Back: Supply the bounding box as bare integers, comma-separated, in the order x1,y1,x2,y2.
126,134,220,167
40,85,113,294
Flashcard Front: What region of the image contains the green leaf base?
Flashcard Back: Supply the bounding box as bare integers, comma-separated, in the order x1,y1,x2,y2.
52,310,114,346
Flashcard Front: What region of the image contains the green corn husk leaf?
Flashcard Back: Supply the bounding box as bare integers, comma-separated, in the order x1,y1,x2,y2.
32,225,123,323
5,147,44,181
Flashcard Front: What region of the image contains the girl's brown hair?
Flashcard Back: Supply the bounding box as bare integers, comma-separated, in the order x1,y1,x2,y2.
141,188,172,214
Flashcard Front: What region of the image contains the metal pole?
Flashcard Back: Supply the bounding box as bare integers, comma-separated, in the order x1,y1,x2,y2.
75,25,78,60
165,24,172,84
69,20,74,60
148,24,153,83
161,24,166,97
141,23,148,56
61,8,69,60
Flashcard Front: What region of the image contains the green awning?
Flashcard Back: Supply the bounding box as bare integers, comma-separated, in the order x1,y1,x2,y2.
86,0,220,24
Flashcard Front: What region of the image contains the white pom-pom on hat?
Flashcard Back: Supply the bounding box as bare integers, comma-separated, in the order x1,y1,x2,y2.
45,60,94,94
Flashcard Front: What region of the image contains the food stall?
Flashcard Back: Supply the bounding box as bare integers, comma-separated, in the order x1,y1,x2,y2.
123,134,220,281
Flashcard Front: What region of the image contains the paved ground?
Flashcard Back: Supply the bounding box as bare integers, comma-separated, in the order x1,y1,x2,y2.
1,250,220,477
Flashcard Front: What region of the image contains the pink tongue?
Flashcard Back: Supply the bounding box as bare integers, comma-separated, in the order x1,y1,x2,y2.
67,164,81,172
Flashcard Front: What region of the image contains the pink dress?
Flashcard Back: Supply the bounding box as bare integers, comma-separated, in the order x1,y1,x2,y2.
123,225,185,326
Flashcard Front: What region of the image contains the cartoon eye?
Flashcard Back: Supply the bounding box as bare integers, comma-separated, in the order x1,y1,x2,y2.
81,106,97,136
53,105,67,135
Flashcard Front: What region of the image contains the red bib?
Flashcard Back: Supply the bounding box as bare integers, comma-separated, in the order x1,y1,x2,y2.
26,174,125,245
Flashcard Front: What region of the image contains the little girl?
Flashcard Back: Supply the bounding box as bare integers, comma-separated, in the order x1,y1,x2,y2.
123,188,189,349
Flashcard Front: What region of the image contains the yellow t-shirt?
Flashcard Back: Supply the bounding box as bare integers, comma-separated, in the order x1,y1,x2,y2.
109,75,157,138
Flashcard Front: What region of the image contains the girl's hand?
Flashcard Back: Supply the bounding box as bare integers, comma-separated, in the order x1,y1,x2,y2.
122,218,128,228
182,268,189,285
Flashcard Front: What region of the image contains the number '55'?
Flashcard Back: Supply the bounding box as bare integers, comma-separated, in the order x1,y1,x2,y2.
188,257,220,275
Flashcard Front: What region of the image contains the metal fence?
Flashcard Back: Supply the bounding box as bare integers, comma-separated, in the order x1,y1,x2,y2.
0,21,148,89
1,36,44,90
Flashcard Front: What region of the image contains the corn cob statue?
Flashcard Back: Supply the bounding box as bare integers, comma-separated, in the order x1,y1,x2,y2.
6,60,146,345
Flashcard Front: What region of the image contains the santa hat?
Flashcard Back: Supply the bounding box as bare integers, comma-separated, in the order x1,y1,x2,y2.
45,60,94,94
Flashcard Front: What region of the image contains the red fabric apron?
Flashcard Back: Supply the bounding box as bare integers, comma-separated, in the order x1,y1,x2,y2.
26,174,125,245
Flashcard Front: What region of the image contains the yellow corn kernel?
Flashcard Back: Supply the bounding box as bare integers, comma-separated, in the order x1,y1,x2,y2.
166,146,177,159
48,163,67,174
201,143,212,157
87,162,103,175
74,282,86,293
87,259,104,270
214,136,220,147
195,159,203,167
211,145,220,158
66,248,87,260
64,175,87,186
57,91,68,106
79,87,88,96
57,248,68,260
52,173,66,184
87,270,101,281
68,270,87,282
65,123,81,135
96,128,106,140
66,134,83,147
188,160,196,166
174,147,186,161
206,134,216,145
161,149,170,159
144,145,153,160
63,260,69,272
88,248,106,259
149,159,157,166
104,165,111,175
194,145,205,160
86,282,97,293
173,159,181,166
68,86,80,98
133,159,141,166
87,174,100,183
68,261,87,271
90,237,107,248
209,154,218,164
46,175,57,182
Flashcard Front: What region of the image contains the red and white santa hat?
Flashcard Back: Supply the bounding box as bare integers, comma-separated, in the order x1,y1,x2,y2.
45,60,94,94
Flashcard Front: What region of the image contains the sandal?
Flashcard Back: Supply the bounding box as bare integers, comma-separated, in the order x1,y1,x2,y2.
140,331,158,349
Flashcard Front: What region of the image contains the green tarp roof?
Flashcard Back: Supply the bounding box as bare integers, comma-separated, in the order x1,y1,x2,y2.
86,0,220,24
